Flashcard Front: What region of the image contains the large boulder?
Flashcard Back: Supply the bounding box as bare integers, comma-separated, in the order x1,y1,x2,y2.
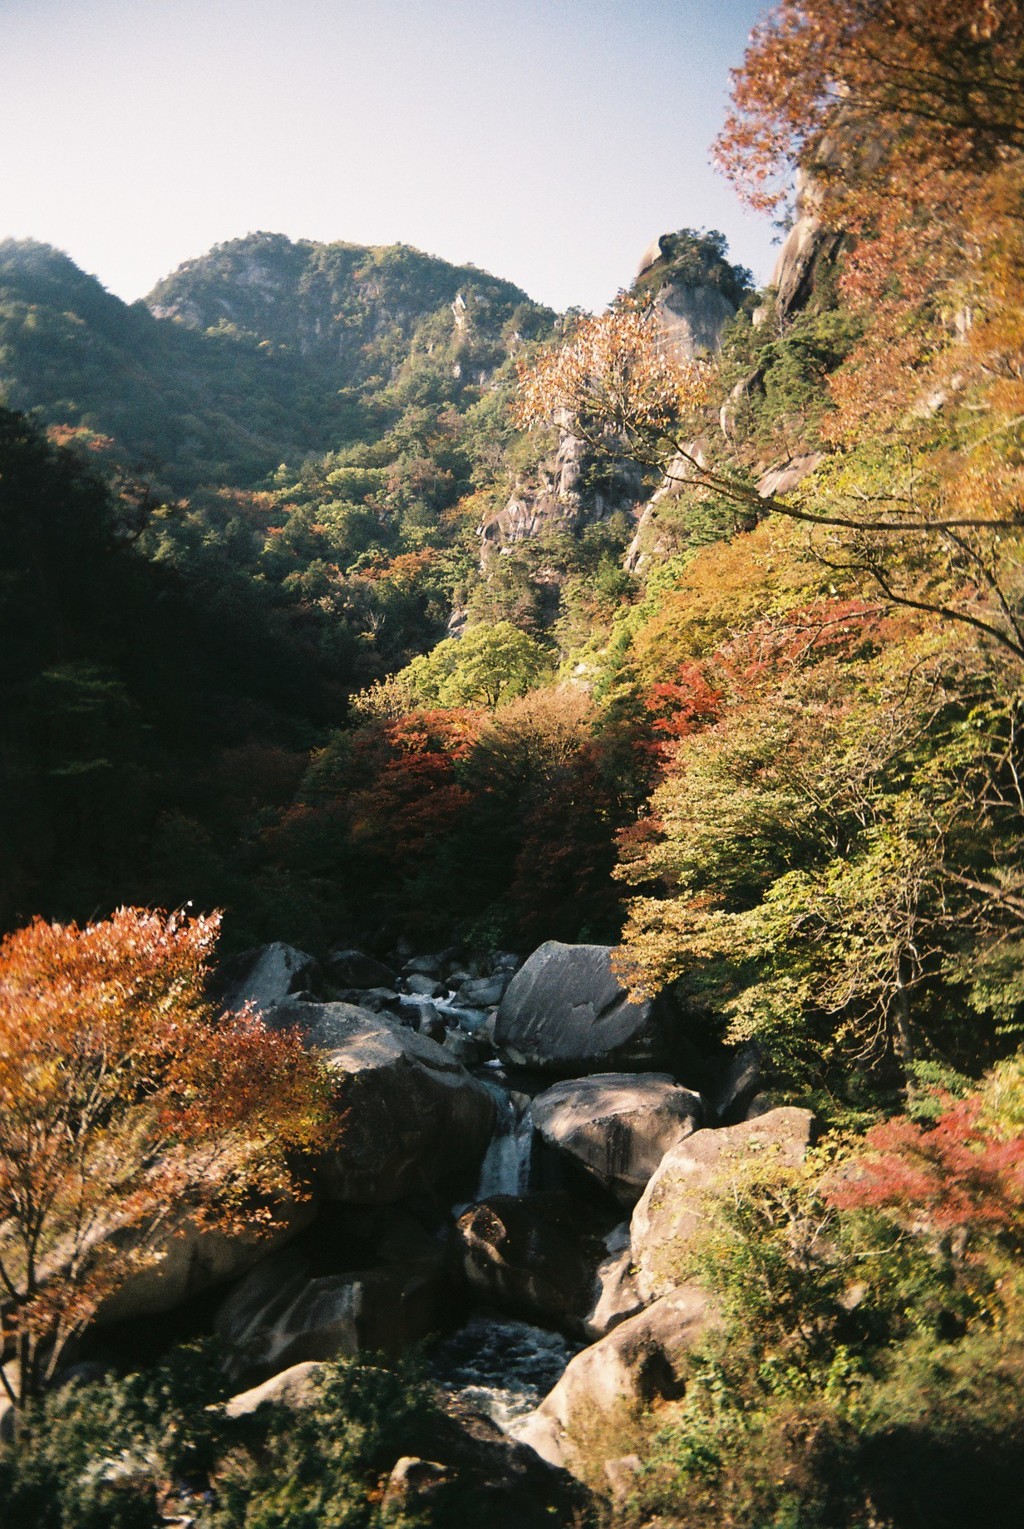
218,942,321,1014
631,1107,816,1302
323,948,395,990
216,1242,446,1379
95,1192,317,1323
455,1192,618,1334
266,1001,495,1203
457,975,509,1008
517,1286,713,1475
531,1073,703,1208
495,942,674,1075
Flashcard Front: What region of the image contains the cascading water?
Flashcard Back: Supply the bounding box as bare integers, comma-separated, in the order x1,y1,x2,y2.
428,1313,578,1433
473,1082,534,1199
414,996,577,1434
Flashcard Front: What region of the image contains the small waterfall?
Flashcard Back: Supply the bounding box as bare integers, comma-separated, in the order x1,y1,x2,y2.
473,1086,534,1200
433,995,490,1032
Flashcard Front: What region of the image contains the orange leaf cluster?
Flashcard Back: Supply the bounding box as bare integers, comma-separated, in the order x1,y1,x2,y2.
0,907,334,1408
515,301,712,456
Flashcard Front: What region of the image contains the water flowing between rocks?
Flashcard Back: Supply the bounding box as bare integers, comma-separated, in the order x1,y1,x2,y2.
428,1313,579,1434
430,1041,579,1433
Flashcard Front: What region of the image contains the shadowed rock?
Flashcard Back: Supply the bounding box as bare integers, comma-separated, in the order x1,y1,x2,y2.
218,942,322,1014
268,1000,494,1203
455,1192,618,1334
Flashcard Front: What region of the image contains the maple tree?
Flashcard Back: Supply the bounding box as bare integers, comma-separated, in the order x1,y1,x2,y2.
0,907,334,1413
714,1,1024,216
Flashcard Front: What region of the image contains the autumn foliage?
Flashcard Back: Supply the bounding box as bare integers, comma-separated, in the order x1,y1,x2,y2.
715,1,1024,216
515,299,712,461
830,1086,1024,1254
0,907,333,1410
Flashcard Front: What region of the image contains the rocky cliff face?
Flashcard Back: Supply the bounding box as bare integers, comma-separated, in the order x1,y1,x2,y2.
762,171,844,323
634,228,750,356
480,430,640,560
479,231,748,563
653,280,737,361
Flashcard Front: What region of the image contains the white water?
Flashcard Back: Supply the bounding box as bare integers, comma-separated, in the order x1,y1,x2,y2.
473,1085,534,1200
432,994,490,1032
429,1315,577,1431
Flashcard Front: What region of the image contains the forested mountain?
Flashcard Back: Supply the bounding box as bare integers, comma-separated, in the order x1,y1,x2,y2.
3,2,1024,1518
0,232,552,490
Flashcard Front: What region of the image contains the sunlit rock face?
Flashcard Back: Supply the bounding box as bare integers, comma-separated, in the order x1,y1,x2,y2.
630,1107,817,1303
531,1073,704,1208
652,281,737,361
494,942,676,1075
479,430,639,559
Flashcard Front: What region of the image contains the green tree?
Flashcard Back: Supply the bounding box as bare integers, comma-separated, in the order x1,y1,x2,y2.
396,621,553,709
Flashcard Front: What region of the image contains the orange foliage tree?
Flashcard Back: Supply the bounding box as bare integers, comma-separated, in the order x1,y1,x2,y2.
0,907,334,1412
715,1,1024,218
517,4,1024,664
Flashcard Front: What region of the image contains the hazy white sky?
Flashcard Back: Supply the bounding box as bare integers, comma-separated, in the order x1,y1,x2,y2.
1,0,777,312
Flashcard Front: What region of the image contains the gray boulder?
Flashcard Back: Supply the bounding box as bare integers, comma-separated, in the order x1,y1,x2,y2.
457,975,508,1008
531,1073,703,1207
218,942,321,1014
584,1224,644,1339
490,951,522,975
455,1192,618,1334
516,1286,713,1475
96,1203,316,1324
406,973,445,998
631,1107,816,1302
267,1001,495,1203
495,942,674,1074
655,281,736,361
381,1457,453,1514
216,1243,445,1379
403,953,445,978
333,985,400,1014
225,1359,329,1417
324,949,396,989
443,1029,490,1067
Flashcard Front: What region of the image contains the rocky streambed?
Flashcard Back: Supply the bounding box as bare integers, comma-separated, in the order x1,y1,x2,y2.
55,935,814,1513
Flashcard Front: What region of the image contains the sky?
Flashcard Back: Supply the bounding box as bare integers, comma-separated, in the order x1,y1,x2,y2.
0,0,777,313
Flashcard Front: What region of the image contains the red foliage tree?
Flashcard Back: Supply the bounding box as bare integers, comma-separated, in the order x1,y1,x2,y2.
829,1089,1024,1259
0,907,333,1412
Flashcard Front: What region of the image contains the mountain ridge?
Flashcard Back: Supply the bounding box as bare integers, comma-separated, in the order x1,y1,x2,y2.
0,231,554,491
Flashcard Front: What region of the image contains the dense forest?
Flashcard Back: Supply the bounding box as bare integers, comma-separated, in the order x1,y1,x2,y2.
3,1,1024,1525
